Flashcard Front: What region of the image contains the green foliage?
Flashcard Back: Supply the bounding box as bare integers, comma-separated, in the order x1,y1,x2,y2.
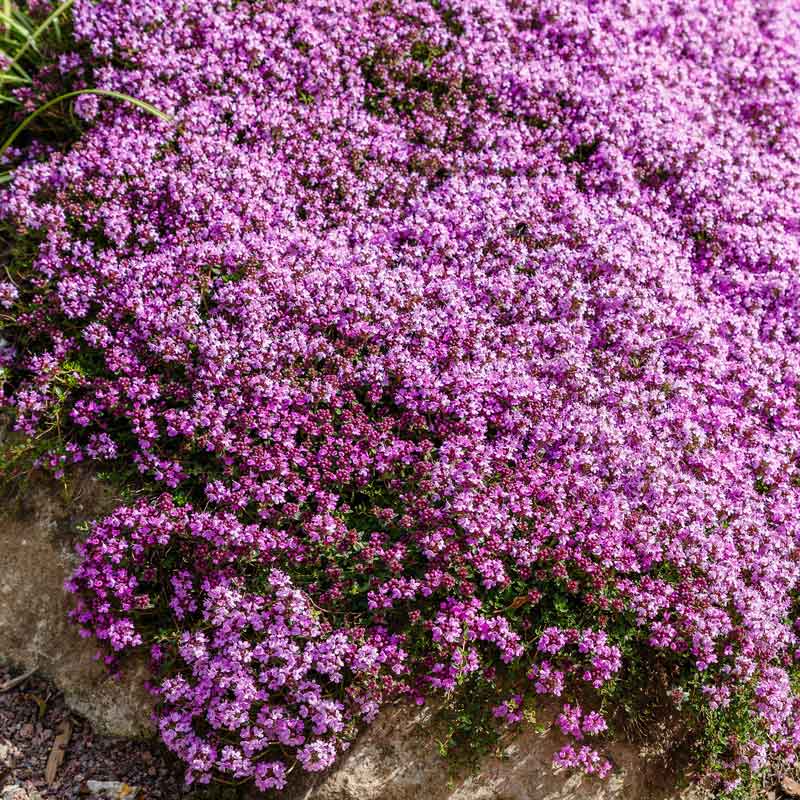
0,1,169,181
0,0,76,92
433,673,507,773
0,0,78,175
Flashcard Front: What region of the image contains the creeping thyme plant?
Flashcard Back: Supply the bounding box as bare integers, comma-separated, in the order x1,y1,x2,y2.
2,0,800,794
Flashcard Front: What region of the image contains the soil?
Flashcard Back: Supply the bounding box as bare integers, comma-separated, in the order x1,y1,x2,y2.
0,664,192,800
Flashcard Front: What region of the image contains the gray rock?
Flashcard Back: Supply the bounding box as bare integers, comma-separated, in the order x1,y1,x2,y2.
1,786,42,800
0,473,154,738
85,781,140,798
0,738,21,767
294,703,702,800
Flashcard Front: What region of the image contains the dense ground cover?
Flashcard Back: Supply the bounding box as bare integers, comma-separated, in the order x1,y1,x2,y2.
2,0,800,794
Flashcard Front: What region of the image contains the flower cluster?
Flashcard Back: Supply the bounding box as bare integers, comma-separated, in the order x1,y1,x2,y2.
553,743,613,779
492,694,524,725
67,497,407,787
555,704,607,740
3,0,800,790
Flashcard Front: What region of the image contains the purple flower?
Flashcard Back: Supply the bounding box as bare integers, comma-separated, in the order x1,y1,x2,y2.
3,0,800,790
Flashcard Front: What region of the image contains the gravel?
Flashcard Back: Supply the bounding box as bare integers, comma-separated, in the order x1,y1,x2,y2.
0,665,197,800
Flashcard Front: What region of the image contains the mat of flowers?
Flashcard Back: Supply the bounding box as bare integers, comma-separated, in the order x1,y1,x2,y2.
2,0,800,793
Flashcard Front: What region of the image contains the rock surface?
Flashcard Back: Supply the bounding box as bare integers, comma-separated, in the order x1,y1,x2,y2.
1,787,42,800
84,781,140,799
0,472,154,739
293,703,697,800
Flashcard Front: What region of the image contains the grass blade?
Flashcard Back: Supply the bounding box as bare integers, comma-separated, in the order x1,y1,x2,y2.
0,12,38,44
0,43,30,79
0,88,172,162
7,0,75,72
